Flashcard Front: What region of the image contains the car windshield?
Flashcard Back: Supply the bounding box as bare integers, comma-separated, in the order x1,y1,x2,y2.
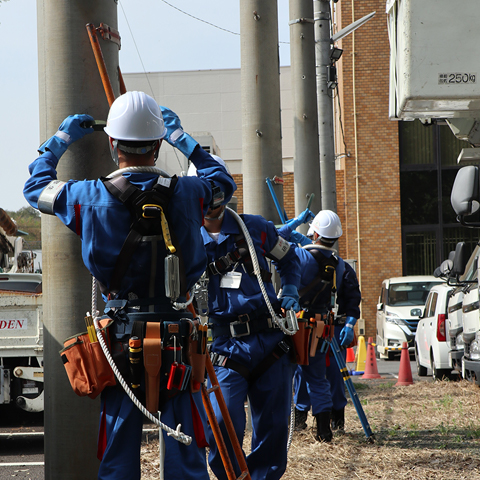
388,282,441,307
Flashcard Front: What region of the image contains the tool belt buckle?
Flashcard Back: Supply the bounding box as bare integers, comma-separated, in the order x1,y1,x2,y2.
230,317,250,338
277,340,290,355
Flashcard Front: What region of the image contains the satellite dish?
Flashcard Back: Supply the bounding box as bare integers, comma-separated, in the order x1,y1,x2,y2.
331,11,376,43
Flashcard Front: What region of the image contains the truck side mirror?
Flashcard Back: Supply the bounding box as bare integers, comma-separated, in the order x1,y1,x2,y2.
376,302,383,311
451,166,480,226
451,242,468,277
410,308,422,317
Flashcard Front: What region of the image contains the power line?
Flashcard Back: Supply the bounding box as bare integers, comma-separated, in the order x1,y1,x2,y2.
160,0,290,44
118,1,156,100
160,0,240,36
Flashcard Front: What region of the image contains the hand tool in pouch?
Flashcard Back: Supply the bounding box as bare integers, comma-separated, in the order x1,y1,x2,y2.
143,322,162,413
309,314,325,357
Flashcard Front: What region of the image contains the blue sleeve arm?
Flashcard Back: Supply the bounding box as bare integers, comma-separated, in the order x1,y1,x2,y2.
265,224,301,289
189,146,237,207
24,152,62,210
278,224,312,246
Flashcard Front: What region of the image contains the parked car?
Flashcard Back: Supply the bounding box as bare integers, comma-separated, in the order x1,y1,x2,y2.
415,283,455,380
446,285,465,375
376,276,444,360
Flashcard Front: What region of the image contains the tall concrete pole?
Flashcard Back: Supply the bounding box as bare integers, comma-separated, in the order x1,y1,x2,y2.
240,0,284,222
289,0,322,230
314,0,337,212
37,1,119,478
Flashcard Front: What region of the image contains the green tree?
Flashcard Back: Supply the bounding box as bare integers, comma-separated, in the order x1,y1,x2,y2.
5,207,41,250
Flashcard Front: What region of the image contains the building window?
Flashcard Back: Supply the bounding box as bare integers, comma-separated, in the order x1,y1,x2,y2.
399,120,472,275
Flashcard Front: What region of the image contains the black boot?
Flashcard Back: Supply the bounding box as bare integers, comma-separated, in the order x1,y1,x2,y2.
314,412,332,442
331,408,345,434
294,408,308,431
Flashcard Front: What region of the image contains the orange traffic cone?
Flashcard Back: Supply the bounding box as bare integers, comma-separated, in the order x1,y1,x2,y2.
361,337,381,379
346,347,355,363
395,341,414,386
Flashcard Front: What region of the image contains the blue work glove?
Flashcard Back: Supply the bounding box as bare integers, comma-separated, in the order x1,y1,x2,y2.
159,106,199,159
285,208,315,231
280,284,300,313
38,114,94,160
290,230,312,246
339,316,357,347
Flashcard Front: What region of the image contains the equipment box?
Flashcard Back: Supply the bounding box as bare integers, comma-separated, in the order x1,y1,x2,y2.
387,0,480,119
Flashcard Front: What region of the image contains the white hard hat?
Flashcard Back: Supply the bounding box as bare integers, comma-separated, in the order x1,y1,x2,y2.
187,154,231,176
104,91,167,141
307,210,343,240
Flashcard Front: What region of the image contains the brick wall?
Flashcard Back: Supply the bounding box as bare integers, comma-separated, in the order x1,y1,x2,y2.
335,0,403,340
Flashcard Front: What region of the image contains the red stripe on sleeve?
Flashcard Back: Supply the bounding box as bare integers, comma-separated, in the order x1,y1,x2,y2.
74,204,81,236
260,231,267,255
199,198,205,226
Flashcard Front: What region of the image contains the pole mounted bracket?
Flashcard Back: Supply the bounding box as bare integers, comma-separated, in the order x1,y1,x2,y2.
97,23,121,49
288,18,315,26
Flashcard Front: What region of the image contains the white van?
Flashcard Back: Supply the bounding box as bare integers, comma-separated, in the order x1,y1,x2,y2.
376,276,444,360
415,283,455,380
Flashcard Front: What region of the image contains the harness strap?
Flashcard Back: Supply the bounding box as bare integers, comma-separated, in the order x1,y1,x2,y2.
210,340,290,385
298,247,340,310
207,232,272,282
101,175,187,299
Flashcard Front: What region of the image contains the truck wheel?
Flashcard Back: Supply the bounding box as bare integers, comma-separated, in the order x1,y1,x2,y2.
415,346,427,376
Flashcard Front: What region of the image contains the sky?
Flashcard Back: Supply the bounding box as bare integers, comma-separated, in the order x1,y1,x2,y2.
0,0,292,212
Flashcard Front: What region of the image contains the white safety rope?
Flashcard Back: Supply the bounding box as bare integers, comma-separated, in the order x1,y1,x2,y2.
226,207,297,336
106,166,171,179
91,278,192,446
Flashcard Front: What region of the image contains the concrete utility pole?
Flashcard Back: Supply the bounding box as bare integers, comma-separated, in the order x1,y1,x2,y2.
37,1,119,478
289,0,322,230
314,0,337,212
240,0,284,222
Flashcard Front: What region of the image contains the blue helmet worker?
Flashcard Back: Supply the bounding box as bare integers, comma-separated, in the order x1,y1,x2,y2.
23,91,236,480
200,200,301,480
278,209,361,441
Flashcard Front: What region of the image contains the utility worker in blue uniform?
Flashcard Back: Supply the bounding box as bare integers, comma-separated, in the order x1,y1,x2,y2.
279,210,361,441
200,199,301,480
23,91,236,480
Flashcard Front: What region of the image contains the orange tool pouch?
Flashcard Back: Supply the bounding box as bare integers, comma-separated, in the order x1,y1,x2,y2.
309,315,326,357
292,311,311,365
187,322,208,393
143,322,162,413
59,318,116,399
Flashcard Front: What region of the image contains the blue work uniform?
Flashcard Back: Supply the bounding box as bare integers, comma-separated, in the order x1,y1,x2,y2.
202,211,300,480
277,226,360,417
24,145,236,480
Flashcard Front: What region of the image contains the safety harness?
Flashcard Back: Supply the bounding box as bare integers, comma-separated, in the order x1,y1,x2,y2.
292,246,345,364
299,247,340,313
208,216,294,382
207,228,272,283
100,174,201,413
100,174,186,299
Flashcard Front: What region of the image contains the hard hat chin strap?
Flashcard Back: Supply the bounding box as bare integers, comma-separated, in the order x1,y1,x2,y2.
110,139,120,166
205,205,226,221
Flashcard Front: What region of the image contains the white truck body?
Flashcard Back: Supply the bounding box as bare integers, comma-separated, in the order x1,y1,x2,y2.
389,1,480,384
0,209,44,412
0,274,43,412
